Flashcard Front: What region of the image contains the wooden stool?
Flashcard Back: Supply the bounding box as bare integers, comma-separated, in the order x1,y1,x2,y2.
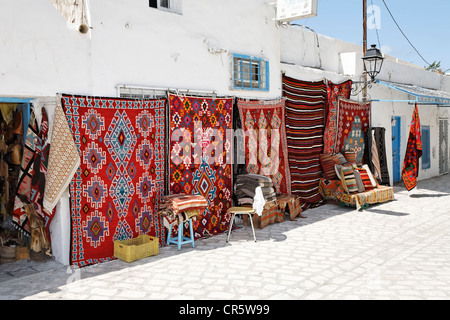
226,207,257,242
167,218,195,250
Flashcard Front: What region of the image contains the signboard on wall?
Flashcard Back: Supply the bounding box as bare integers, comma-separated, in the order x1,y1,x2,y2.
276,0,318,22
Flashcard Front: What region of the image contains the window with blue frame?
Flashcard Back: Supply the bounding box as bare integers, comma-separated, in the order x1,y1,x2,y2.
422,125,431,169
232,54,269,91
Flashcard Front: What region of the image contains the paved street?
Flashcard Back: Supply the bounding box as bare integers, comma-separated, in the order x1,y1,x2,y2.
1,174,450,301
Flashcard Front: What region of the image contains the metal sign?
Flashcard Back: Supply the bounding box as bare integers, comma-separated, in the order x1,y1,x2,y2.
276,0,318,22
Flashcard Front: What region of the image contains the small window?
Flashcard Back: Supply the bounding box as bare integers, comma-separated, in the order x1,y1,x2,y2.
422,125,431,169
149,0,181,14
232,54,269,91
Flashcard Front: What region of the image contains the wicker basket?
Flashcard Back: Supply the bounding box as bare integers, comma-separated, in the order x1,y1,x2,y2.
15,246,30,260
114,235,159,263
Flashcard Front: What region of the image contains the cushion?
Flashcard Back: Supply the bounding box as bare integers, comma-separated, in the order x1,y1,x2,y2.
319,154,338,180
353,170,366,192
331,153,348,165
355,165,377,190
340,166,358,194
362,164,378,188
344,151,358,164
334,163,353,180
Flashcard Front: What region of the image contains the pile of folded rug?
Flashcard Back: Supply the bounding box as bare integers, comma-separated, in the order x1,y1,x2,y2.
234,174,277,206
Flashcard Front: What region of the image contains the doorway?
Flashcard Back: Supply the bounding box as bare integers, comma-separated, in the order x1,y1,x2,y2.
391,116,401,183
439,119,449,175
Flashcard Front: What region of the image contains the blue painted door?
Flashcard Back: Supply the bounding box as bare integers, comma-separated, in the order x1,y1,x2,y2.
392,116,401,183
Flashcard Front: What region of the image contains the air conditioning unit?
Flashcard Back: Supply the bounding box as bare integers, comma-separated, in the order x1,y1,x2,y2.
276,0,318,22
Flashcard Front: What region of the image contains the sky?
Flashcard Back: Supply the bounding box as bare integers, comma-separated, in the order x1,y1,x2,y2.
293,0,450,72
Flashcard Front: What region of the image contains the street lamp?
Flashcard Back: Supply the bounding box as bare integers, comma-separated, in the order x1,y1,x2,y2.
362,44,384,82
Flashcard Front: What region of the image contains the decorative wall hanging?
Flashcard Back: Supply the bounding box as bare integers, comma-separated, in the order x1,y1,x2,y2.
168,93,233,238
334,98,371,164
402,104,422,191
43,102,80,214
62,95,166,267
237,98,291,194
13,107,55,239
282,75,327,209
323,80,352,154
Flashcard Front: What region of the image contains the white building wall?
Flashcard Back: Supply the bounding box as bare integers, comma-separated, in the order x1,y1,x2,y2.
1,0,281,99
87,0,281,98
0,0,92,97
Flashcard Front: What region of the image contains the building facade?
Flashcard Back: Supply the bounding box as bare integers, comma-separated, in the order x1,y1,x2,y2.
1,0,449,265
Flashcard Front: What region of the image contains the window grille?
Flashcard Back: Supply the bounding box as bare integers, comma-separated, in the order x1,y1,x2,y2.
232,54,269,91
118,86,167,99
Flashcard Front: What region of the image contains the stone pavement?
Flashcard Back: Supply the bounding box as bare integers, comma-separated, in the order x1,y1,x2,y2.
2,174,450,301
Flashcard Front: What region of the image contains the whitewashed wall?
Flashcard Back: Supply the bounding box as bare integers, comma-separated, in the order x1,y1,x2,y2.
0,0,281,99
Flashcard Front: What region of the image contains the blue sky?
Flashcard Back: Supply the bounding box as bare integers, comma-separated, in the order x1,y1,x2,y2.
294,0,450,71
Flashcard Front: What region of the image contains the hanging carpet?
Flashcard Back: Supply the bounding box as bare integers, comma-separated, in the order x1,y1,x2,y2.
236,98,291,194
323,80,352,154
168,93,233,238
402,104,422,191
62,95,166,267
373,127,390,186
282,75,327,209
43,102,80,214
364,127,390,186
334,97,371,164
13,107,55,239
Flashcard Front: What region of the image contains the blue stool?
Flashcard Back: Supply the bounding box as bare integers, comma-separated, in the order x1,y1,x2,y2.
166,218,195,250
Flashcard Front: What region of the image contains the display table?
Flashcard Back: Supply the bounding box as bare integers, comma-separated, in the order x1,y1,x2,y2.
318,178,395,210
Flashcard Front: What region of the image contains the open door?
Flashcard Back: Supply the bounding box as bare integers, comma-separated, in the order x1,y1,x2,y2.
391,116,401,183
439,119,449,175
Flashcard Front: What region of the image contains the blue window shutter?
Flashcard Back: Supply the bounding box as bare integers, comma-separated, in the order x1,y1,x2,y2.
422,125,431,169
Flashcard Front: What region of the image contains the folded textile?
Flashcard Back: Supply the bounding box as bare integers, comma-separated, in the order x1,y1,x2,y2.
163,194,208,213
235,174,277,204
237,173,273,183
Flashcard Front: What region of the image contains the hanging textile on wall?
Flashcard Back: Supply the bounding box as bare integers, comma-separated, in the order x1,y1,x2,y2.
373,127,390,185
334,97,371,164
62,95,166,267
43,102,80,213
323,80,352,154
13,107,55,239
402,104,422,191
282,75,327,209
364,127,390,186
168,93,233,238
237,98,291,194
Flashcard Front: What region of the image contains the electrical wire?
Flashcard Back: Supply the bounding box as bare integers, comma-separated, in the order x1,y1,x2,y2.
370,0,381,49
381,0,432,67
290,23,323,69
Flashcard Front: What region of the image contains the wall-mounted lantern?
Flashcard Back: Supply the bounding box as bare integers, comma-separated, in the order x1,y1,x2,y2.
362,44,384,82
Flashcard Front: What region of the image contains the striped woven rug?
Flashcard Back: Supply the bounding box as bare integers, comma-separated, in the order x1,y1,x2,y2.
282,75,327,209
